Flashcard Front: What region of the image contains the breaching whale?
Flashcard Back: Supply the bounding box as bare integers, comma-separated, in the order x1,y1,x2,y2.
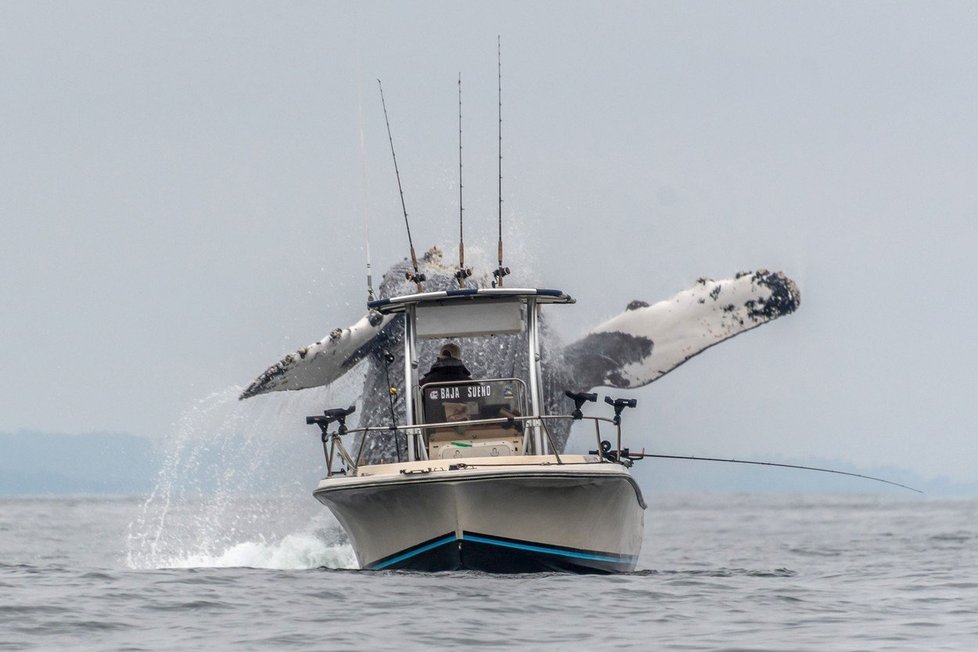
240,248,800,462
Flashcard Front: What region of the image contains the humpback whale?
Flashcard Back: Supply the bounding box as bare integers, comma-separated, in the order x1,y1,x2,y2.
241,248,800,462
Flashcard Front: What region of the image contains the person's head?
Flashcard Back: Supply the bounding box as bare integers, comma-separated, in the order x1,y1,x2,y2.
438,342,461,360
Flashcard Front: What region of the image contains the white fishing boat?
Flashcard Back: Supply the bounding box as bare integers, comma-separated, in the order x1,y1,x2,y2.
236,56,820,573
304,287,647,573
232,52,920,570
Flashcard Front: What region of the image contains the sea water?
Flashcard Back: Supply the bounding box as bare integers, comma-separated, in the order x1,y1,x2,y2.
2,493,977,651
5,388,975,650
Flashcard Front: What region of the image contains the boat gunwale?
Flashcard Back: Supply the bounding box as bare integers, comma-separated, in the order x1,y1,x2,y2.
313,460,648,509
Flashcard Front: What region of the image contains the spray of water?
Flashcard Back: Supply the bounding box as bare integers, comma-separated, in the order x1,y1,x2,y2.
125,236,541,571
126,373,366,570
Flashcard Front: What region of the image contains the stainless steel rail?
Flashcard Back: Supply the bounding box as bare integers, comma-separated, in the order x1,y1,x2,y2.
317,413,629,477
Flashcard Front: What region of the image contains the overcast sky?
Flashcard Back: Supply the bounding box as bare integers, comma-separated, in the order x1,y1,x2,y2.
2,1,977,483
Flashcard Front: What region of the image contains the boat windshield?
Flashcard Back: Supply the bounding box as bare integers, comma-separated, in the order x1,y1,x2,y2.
422,378,526,422
421,378,528,459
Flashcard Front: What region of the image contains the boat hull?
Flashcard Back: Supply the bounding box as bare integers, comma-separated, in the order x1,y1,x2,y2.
368,530,636,574
314,457,645,574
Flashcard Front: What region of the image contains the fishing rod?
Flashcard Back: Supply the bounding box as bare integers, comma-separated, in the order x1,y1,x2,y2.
637,453,922,493
455,73,471,287
377,79,425,292
493,35,510,288
357,68,375,302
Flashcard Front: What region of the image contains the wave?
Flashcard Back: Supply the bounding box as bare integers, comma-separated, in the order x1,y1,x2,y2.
127,379,364,571
156,523,358,571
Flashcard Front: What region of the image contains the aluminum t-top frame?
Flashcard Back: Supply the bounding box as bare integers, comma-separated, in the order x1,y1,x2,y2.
367,288,574,461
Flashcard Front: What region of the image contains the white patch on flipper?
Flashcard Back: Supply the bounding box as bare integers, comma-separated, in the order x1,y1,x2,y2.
578,271,800,388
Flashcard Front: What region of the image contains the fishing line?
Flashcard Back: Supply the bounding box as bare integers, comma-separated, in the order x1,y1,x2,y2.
643,454,922,493
380,347,402,463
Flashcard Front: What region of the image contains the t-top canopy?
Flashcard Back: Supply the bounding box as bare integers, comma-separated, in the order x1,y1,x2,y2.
367,287,574,315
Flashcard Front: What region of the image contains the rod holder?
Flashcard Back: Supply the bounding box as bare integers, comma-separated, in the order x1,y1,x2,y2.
306,405,357,440
565,390,597,419
604,396,637,426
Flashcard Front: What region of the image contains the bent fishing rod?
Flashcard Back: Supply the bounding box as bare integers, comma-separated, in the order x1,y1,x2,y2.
633,453,922,493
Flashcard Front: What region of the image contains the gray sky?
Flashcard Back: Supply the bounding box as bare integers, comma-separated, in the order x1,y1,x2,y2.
2,1,977,483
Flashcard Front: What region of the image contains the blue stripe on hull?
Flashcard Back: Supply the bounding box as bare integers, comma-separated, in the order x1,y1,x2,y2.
370,533,457,571
461,534,631,564
366,531,636,574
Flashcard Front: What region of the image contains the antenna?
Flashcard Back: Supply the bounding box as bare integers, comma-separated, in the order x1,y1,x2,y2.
378,79,425,292
356,67,374,301
455,74,471,287
493,35,510,288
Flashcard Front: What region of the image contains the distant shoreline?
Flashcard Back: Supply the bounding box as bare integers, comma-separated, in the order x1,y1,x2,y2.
2,431,974,497
0,431,157,496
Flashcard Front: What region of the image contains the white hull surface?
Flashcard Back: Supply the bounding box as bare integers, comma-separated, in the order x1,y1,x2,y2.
314,456,646,573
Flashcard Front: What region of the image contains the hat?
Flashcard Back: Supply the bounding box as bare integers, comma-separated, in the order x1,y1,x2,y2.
438,342,461,360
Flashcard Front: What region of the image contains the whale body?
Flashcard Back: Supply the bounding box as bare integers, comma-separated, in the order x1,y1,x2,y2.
241,249,800,462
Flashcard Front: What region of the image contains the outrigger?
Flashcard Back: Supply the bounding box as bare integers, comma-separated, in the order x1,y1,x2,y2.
305,286,648,573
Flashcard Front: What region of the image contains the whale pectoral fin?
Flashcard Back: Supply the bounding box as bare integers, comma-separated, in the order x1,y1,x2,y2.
565,270,800,390
239,310,394,399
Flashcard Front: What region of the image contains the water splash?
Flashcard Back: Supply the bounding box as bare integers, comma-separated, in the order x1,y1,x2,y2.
127,376,364,570
125,242,540,571
160,509,357,570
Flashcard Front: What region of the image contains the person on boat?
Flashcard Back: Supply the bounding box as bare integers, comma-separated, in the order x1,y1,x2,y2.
420,342,472,386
